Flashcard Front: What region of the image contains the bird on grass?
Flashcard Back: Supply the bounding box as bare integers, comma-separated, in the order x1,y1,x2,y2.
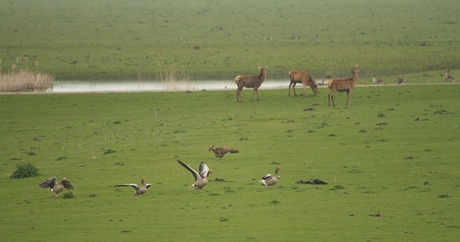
177,160,213,190
39,177,74,198
372,76,384,84
445,68,454,82
114,178,152,196
261,166,282,187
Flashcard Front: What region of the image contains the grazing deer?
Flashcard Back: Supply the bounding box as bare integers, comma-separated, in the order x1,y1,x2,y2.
235,66,268,102
445,68,454,81
288,70,318,96
327,65,360,107
208,145,239,159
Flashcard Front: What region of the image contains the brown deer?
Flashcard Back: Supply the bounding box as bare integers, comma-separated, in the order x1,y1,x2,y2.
208,145,239,159
327,65,360,107
235,66,268,102
288,70,318,96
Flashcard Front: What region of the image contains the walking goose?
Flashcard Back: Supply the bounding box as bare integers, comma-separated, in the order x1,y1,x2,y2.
261,167,282,187
445,68,454,81
177,160,213,190
114,178,152,196
39,177,74,197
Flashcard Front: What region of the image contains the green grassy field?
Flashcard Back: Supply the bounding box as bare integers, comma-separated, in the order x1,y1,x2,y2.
1,84,459,241
1,0,459,80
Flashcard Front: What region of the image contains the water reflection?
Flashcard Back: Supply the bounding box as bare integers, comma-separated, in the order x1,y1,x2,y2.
48,80,293,93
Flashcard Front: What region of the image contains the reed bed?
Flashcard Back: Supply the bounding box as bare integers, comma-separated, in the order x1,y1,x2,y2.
0,70,54,92
155,62,192,90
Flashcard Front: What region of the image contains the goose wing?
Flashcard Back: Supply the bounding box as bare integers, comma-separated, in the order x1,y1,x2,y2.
199,162,210,178
177,160,201,181
114,183,140,189
145,184,153,189
39,177,56,189
262,174,273,180
62,179,74,190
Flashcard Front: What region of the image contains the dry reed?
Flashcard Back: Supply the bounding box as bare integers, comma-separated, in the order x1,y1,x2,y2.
0,70,54,92
155,62,192,90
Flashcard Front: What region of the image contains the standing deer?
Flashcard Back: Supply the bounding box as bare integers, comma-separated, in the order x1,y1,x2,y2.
288,70,318,96
327,65,360,107
235,66,268,102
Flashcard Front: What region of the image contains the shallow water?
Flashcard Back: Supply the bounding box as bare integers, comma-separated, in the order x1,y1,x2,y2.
47,79,304,93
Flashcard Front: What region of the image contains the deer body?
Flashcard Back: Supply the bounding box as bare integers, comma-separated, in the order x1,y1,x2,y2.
235,66,268,102
288,70,318,96
327,65,360,107
209,145,239,159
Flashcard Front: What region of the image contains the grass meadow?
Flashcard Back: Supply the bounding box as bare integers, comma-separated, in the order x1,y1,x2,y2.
1,0,459,80
1,84,459,241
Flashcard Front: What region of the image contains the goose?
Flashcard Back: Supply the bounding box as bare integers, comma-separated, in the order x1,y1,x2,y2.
445,68,454,81
372,76,383,84
39,177,74,197
114,178,152,196
177,160,213,190
261,166,282,187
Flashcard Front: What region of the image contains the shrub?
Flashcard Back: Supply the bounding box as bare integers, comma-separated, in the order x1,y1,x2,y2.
10,163,41,178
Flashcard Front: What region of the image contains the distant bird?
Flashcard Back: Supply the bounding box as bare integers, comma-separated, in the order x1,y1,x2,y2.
372,76,384,84
395,78,405,85
39,177,74,197
114,178,152,196
445,68,454,81
177,160,213,190
261,166,282,187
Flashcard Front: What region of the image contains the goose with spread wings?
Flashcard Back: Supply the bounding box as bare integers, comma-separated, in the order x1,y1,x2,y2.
177,160,213,190
114,178,152,196
39,177,74,197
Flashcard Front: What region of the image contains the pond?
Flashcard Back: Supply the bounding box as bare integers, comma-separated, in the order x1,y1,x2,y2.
47,79,329,93
47,79,304,93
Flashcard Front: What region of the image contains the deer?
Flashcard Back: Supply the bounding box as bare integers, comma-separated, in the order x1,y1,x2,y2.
288,70,318,97
327,65,360,107
208,145,239,160
235,66,268,102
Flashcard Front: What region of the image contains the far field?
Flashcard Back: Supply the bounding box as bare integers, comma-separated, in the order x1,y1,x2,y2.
1,0,459,80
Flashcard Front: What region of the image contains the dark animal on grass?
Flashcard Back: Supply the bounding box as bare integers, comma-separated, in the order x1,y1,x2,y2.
295,179,328,185
288,70,318,97
327,64,360,107
235,66,268,102
208,144,239,159
39,177,74,198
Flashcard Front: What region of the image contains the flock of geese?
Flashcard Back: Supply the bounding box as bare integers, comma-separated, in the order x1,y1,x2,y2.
371,68,455,85
38,158,282,197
